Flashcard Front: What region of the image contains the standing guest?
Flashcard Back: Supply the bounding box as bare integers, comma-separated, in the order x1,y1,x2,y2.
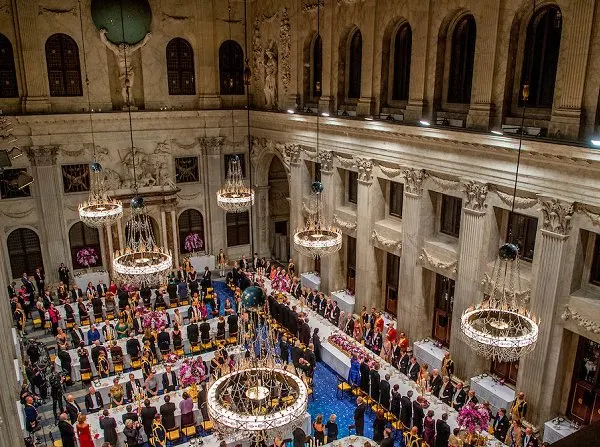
160,395,177,430
88,325,101,344
451,382,467,410
76,414,94,447
13,302,26,336
390,384,401,419
523,426,539,447
71,323,85,347
434,413,451,447
369,363,381,402
152,414,167,447
430,369,443,396
162,365,179,392
58,263,70,285
140,399,158,440
218,249,227,277
465,389,478,406
448,428,463,447
126,372,143,402
313,414,325,446
109,378,125,408
348,354,361,388
34,267,45,294
493,408,510,442
407,356,420,382
312,327,322,362
373,409,386,442
97,350,110,378
379,373,391,409
293,426,306,447
359,359,370,393
423,409,435,445
412,396,425,435
49,371,66,421
441,352,455,378
506,420,522,447
122,405,139,424
326,414,338,442
58,412,76,447
180,391,195,426
279,336,289,364
100,409,118,447
65,395,81,424
381,333,393,363
380,428,393,447
126,332,141,360
439,376,454,405
400,390,413,429
198,382,209,422
511,392,528,422
353,397,367,436
48,303,61,335
145,370,159,397
85,386,104,414
404,427,421,447
372,328,383,356
397,348,410,375
23,395,40,435
123,419,142,447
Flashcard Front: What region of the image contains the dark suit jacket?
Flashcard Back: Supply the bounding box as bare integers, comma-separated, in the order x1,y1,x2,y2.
434,420,451,447
200,322,211,342
122,411,139,424
140,406,158,437
71,328,85,347
400,396,412,427
125,379,142,402
439,382,454,404
452,389,467,409
84,392,104,413
412,401,425,431
398,354,410,375
493,415,509,442
379,380,391,408
369,370,380,401
159,402,177,430
298,322,311,346
523,435,540,447
359,362,370,392
187,323,199,343
330,306,340,326
430,374,443,397
157,331,170,351
65,401,81,424
162,371,178,392
58,420,76,447
353,403,367,427
126,338,141,358
407,361,420,381
380,437,393,447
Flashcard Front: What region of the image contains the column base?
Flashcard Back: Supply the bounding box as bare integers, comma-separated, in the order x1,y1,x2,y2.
356,97,375,116
466,103,493,130
403,99,426,122
318,96,334,114
279,94,299,111
197,94,221,109
23,96,51,113
549,108,582,140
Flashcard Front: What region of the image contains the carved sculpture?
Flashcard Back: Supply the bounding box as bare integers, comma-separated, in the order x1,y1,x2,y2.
419,249,458,276
279,8,291,93
403,168,424,196
562,305,600,335
355,157,373,183
318,151,333,173
253,17,264,84
264,43,278,109
463,180,488,212
539,197,573,235
371,230,402,250
99,29,152,107
284,144,302,165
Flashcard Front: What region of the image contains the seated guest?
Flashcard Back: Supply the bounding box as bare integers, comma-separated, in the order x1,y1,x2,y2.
87,325,101,344
84,386,104,414
162,365,178,393
465,389,478,406
159,395,176,430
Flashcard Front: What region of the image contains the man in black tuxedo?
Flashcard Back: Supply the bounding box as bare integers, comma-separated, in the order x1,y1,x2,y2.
200,319,211,343
412,396,425,435
290,280,301,298
57,349,72,377
140,399,158,439
398,350,410,375
451,382,467,410
400,390,413,429
65,395,81,424
369,364,381,402
380,428,393,447
329,301,341,326
359,359,370,393
522,426,539,447
438,376,454,405
430,369,443,397
159,395,176,430
434,413,451,447
34,268,45,295
58,413,76,447
240,256,249,270
122,404,139,424
407,356,420,382
126,333,141,359
201,266,212,290
58,263,70,285
84,386,104,413
117,287,129,311
187,322,199,344
70,285,83,302
157,327,170,354
227,313,238,336
125,373,143,402
162,365,178,393
7,281,16,298
379,373,391,409
298,318,311,346
464,389,478,406
353,397,367,436
492,408,510,442
290,340,304,368
96,280,108,297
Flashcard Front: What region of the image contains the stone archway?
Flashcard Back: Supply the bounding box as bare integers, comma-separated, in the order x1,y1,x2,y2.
268,156,290,261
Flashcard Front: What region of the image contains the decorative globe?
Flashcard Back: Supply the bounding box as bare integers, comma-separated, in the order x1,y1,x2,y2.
499,243,519,261
311,181,324,194
131,196,144,209
90,162,102,173
241,286,265,308
91,0,152,45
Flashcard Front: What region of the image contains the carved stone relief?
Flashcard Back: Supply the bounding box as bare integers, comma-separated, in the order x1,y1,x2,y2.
355,157,373,183
463,180,488,212
539,197,573,235
403,168,424,196
279,8,291,93
26,146,58,166
318,151,333,173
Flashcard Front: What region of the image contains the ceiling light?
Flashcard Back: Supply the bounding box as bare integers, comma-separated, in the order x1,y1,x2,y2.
419,120,430,126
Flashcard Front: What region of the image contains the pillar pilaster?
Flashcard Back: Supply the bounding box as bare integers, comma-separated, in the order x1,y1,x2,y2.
254,185,270,258
356,7,376,117
398,169,428,339
201,137,225,255
170,210,179,270
287,146,310,273
160,208,168,251
450,181,491,380
27,147,69,283
403,0,430,122
106,224,114,272
519,197,575,425
318,0,334,113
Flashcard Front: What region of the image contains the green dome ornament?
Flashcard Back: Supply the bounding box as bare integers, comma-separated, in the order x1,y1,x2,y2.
91,0,152,45
241,286,266,308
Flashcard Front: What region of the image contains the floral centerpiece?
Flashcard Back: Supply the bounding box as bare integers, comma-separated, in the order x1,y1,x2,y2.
184,232,204,254
457,403,490,437
179,357,207,388
329,332,377,369
164,352,179,367
76,247,99,268
142,309,168,329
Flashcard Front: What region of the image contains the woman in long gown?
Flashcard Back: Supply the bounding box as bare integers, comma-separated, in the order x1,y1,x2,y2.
423,410,435,446
76,414,94,447
348,354,361,387
381,337,393,363
505,420,522,447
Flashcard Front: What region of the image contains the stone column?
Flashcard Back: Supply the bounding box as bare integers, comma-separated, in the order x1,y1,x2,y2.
15,0,50,112
549,0,595,139
466,0,500,129
160,208,169,250
106,224,114,271
253,185,270,258
287,145,310,273
403,1,430,122
398,169,428,339
27,147,69,282
518,198,575,425
170,210,179,269
201,137,225,255
449,181,491,380
117,221,124,252
354,158,381,310
356,8,376,116
0,242,24,446
318,0,334,113
319,151,344,292
195,3,221,109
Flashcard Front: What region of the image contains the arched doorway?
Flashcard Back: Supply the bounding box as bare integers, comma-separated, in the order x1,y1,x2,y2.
268,156,290,262
178,209,205,254
69,222,102,270
7,228,44,279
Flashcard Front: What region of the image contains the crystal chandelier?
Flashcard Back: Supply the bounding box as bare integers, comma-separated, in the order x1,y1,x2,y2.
217,155,255,212
113,197,172,287
461,242,539,363
76,1,122,228
207,311,308,443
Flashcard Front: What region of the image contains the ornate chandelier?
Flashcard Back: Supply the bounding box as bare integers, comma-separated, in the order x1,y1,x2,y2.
207,311,308,443
217,155,254,212
76,1,122,228
293,181,342,258
113,197,172,287
79,162,123,227
461,243,539,363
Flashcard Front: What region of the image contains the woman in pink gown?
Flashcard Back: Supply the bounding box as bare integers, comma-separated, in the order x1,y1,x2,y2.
422,410,435,446
76,414,94,447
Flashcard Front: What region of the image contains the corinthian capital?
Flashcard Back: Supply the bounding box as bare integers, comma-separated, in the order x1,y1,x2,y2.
26,146,58,166
284,144,302,165
199,137,224,155
403,168,425,196
463,180,488,212
355,157,373,183
538,197,574,235
317,150,333,173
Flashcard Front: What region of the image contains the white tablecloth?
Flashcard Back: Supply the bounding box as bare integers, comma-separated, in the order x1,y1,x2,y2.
301,272,321,291
470,375,515,413
331,290,356,316
189,255,217,273
413,339,447,373
543,420,579,444
73,271,110,293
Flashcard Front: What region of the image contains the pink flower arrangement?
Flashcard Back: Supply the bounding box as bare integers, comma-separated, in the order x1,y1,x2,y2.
184,233,204,253
178,357,207,387
164,352,179,365
329,332,377,369
142,309,168,329
457,403,491,433
76,247,99,268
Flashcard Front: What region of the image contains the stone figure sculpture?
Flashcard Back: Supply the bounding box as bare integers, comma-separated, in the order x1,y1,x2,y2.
99,29,152,107
264,46,278,109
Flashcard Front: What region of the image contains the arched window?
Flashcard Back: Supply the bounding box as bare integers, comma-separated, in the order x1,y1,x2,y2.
447,15,476,104
312,34,322,98
0,34,17,98
519,6,562,108
392,23,412,101
7,228,43,279
348,29,362,99
178,209,205,254
219,40,244,95
45,33,82,97
69,222,102,270
166,38,196,95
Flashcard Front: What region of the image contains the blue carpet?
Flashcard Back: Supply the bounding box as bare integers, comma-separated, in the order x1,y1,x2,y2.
212,280,236,315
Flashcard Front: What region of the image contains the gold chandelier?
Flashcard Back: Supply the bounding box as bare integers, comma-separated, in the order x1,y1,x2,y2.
217,155,255,213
